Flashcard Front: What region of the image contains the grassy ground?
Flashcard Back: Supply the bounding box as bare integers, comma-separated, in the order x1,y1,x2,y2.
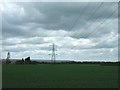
2,64,118,88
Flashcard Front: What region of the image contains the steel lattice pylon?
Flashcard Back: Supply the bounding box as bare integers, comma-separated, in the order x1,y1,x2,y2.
51,43,57,64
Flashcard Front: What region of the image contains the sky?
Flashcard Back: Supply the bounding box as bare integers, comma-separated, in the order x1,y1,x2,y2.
1,2,118,61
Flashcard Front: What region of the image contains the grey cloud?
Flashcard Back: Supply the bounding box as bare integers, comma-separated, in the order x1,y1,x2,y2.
3,2,118,33
3,2,118,39
32,2,117,31
1,2,118,60
2,18,31,38
3,43,50,52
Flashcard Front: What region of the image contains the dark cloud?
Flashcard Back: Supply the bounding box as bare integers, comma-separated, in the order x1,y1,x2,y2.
2,2,118,34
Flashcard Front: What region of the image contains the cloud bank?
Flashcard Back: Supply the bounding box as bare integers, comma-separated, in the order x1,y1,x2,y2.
1,2,118,61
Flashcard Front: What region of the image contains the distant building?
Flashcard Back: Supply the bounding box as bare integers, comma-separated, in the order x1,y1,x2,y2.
25,57,31,64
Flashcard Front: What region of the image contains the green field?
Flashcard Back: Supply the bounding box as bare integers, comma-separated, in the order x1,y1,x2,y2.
2,64,118,88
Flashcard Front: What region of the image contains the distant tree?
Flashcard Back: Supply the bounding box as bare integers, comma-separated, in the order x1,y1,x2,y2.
15,60,24,64
6,60,11,64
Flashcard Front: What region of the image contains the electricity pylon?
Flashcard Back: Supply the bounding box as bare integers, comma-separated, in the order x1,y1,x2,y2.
6,52,11,64
49,43,57,64
6,52,10,60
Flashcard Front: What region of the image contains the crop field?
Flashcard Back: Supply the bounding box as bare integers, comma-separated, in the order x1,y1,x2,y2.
2,64,118,88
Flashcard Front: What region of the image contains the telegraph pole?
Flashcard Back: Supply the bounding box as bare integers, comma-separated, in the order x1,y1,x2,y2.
50,43,57,64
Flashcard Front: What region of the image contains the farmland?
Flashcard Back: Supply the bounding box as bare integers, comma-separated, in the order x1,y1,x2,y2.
2,64,118,88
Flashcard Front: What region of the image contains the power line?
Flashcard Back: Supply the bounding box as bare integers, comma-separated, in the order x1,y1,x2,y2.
70,4,118,49
49,3,89,51
67,3,89,32
65,2,104,38
60,3,118,60
58,2,89,50
84,8,118,38
81,2,116,35
61,2,106,56
63,2,89,37
85,2,104,22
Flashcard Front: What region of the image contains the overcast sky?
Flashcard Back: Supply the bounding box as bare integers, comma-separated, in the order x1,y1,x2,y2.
1,2,118,61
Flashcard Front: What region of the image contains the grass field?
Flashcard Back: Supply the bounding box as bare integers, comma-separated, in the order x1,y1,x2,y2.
2,64,118,88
